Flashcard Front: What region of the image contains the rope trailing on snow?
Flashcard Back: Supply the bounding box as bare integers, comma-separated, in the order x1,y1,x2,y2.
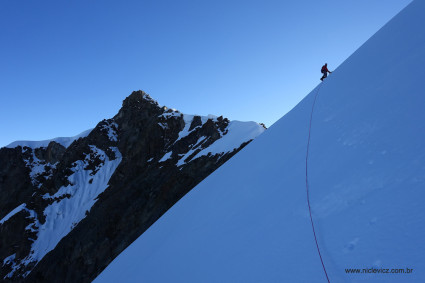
305,83,330,283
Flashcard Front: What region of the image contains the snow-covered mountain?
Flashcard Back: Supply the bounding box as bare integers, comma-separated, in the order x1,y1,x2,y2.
5,129,93,149
95,1,425,282
0,91,265,282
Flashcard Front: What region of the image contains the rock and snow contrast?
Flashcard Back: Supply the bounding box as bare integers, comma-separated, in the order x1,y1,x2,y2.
6,129,93,149
96,1,425,283
0,92,265,282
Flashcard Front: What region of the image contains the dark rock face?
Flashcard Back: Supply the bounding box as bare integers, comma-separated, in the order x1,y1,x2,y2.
0,148,33,220
0,91,264,282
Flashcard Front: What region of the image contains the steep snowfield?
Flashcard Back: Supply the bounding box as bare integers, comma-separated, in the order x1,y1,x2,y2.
96,1,425,282
1,146,122,278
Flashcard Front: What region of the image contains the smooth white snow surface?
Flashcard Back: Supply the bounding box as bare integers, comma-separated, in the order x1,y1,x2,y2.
5,128,93,149
97,2,425,281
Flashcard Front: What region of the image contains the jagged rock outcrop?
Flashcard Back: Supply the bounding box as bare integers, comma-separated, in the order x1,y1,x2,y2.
0,91,265,282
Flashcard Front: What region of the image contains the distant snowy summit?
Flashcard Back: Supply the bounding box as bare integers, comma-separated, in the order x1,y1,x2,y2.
5,129,93,149
0,90,265,282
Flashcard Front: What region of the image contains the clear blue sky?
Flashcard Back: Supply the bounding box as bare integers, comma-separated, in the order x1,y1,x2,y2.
0,0,411,147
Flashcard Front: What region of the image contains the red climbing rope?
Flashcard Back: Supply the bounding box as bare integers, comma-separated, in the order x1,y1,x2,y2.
305,83,330,283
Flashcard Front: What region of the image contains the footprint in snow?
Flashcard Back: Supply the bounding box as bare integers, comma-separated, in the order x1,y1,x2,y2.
369,217,378,225
343,237,359,253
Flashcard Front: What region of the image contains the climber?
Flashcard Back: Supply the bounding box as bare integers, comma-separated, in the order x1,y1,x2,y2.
320,63,332,81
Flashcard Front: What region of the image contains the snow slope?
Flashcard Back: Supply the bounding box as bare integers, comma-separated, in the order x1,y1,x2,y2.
158,112,265,166
95,1,425,282
2,146,122,278
5,128,93,149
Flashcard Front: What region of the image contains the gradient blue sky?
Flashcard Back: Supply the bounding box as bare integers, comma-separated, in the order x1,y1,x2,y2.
0,0,411,147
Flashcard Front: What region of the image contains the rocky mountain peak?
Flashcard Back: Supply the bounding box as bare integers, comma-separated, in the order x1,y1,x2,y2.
123,90,159,108
115,90,161,122
0,90,265,282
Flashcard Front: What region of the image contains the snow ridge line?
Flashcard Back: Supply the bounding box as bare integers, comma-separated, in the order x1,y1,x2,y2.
305,82,330,283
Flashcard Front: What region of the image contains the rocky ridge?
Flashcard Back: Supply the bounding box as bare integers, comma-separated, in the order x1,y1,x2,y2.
0,91,265,282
